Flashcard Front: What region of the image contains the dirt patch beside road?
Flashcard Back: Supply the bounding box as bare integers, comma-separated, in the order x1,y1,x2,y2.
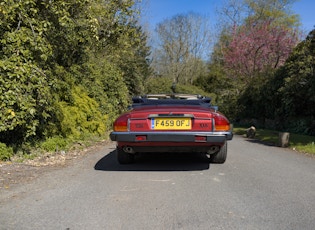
0,140,110,190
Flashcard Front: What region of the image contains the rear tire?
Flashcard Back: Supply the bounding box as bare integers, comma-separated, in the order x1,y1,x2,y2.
210,142,227,164
117,147,134,164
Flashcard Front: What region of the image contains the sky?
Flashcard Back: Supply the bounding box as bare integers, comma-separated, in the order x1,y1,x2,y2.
141,0,315,34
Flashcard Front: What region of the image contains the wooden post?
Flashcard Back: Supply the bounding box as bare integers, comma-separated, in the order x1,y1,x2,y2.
279,132,290,147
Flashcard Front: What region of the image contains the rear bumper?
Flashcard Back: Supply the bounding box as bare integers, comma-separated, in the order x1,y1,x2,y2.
110,131,233,143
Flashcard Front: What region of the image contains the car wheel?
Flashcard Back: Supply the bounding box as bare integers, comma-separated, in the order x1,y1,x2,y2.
210,142,227,164
117,147,134,164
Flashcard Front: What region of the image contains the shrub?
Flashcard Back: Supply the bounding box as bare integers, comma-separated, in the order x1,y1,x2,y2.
57,86,107,139
0,142,13,161
41,136,69,152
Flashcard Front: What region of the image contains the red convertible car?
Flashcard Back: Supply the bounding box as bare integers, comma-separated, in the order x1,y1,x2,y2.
110,94,233,164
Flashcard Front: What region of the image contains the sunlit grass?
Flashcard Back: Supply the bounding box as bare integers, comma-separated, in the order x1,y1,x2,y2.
233,126,315,155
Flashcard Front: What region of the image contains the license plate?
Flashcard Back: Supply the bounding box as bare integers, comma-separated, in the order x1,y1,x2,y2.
151,118,191,130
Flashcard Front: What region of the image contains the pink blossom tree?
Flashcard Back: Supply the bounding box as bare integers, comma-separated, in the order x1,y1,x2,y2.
223,19,299,81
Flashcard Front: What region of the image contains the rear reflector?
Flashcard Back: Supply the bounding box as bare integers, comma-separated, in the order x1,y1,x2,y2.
136,135,147,141
195,136,207,142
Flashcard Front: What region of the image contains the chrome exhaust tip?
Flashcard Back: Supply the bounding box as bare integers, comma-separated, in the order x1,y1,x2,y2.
123,146,135,154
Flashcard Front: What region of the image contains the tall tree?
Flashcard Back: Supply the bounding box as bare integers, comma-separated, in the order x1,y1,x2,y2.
223,19,299,81
217,0,300,30
220,0,300,81
244,0,300,27
88,0,152,96
152,12,211,84
279,29,315,126
206,0,301,121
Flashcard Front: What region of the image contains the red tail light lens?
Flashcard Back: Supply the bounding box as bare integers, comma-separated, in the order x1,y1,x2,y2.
113,114,129,132
213,114,230,131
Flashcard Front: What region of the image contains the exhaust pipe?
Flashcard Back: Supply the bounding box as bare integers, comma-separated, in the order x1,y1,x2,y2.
123,146,135,154
207,146,219,154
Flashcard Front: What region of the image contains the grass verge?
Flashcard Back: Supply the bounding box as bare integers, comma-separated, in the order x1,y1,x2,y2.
233,126,315,155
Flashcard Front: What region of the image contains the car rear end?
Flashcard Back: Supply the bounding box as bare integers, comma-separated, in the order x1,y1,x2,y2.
110,104,233,164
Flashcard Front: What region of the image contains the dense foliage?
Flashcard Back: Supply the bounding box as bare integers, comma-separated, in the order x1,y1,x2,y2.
0,0,151,159
195,0,311,133
220,0,315,135
263,29,315,134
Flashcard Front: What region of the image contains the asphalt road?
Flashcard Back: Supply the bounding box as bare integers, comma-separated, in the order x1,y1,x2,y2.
1,135,315,230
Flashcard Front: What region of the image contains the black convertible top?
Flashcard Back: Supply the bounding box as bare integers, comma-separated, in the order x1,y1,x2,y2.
131,94,212,108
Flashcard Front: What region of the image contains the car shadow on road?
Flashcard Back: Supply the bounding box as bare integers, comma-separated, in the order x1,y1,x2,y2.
94,150,210,171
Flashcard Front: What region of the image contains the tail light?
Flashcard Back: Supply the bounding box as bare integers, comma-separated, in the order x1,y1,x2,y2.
213,114,230,131
113,114,129,132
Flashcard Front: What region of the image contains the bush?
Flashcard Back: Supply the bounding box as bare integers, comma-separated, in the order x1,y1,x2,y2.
41,136,69,152
0,142,13,161
57,86,107,139
285,118,310,134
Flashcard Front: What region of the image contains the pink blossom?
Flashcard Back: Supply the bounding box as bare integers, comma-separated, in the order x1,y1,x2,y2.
223,19,299,80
